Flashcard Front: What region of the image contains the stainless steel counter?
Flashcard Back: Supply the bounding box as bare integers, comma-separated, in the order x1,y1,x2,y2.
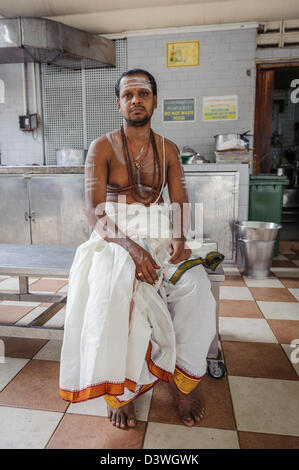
0,164,249,262
0,163,248,175
0,166,84,174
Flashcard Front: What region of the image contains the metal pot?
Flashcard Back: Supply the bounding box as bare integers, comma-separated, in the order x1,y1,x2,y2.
56,149,87,166
214,132,252,151
214,134,239,151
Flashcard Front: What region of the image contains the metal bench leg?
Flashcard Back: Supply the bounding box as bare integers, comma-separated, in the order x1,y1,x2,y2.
0,275,66,340
207,280,226,379
19,276,29,294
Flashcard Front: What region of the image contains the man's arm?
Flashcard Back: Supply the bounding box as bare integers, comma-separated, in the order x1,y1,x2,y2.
166,140,192,264
85,137,160,285
85,136,131,249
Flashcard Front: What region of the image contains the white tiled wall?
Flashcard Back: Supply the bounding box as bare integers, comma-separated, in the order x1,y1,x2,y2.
0,63,44,166
1,27,258,167
127,28,257,161
256,47,299,61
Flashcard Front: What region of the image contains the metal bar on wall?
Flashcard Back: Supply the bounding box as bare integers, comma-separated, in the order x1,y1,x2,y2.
81,66,88,151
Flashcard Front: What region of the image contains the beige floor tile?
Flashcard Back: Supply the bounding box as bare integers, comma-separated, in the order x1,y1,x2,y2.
67,388,153,422
0,360,68,412
243,277,284,288
143,423,239,449
267,319,299,344
222,341,298,380
281,343,299,376
149,377,235,430
274,255,288,260
222,266,241,277
0,304,36,324
0,336,47,359
238,430,299,449
0,357,29,391
0,277,19,290
0,301,41,307
220,286,254,301
43,307,66,328
15,305,49,326
289,288,299,301
271,268,299,278
221,276,246,287
219,317,278,343
67,396,108,417
47,414,146,449
0,406,63,449
57,285,68,294
33,340,62,362
228,376,299,436
249,288,297,302
29,279,68,292
257,301,299,321
280,249,296,255
219,299,263,318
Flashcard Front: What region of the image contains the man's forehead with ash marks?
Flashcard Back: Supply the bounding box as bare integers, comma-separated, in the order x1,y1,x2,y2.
119,75,153,94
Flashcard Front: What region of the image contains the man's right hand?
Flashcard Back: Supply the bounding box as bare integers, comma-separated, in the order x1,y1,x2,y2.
127,242,161,285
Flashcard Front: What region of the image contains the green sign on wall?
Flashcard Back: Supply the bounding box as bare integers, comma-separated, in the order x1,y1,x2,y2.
163,98,195,122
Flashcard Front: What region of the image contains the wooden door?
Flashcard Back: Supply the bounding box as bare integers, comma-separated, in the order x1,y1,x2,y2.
254,66,274,174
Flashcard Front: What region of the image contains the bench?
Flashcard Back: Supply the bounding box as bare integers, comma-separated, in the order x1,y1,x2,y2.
0,244,76,340
0,243,225,376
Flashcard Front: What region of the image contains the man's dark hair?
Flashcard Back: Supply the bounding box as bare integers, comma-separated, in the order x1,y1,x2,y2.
115,69,157,98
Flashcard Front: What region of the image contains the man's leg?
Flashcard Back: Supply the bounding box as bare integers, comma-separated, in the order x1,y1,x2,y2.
162,264,217,426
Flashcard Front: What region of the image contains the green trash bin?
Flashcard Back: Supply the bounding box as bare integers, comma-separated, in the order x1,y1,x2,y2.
248,174,289,257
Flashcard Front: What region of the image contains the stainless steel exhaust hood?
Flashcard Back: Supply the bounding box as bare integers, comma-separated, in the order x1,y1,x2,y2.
0,17,115,69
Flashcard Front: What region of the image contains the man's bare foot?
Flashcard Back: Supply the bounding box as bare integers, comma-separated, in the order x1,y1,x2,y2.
107,402,136,429
169,381,205,427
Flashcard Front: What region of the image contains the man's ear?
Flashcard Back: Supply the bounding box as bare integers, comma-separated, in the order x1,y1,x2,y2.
154,95,158,109
117,98,120,111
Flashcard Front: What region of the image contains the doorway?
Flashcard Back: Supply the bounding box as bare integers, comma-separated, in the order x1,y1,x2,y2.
254,63,299,240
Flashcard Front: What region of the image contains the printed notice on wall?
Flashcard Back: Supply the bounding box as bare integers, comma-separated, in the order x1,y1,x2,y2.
167,41,200,67
203,95,238,121
0,80,4,103
163,98,195,122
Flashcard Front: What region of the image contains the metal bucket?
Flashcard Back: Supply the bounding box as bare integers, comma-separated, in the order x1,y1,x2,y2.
235,221,282,278
234,221,282,241
240,239,276,279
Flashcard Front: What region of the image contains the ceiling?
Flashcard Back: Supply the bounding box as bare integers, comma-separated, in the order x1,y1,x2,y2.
0,0,299,35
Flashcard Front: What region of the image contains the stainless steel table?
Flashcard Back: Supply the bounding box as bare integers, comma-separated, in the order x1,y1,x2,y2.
0,244,76,340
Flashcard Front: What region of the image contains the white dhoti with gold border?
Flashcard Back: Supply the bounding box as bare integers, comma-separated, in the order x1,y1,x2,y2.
59,202,223,406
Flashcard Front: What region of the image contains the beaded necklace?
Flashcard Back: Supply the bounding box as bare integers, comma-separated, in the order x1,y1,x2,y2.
121,126,161,202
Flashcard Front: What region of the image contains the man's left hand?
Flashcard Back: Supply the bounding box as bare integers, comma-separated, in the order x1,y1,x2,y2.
167,238,192,264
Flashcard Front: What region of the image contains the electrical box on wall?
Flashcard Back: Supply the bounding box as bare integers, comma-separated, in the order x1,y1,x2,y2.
19,113,38,132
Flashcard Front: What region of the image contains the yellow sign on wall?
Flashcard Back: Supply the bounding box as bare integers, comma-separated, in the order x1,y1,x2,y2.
203,95,238,121
167,41,200,67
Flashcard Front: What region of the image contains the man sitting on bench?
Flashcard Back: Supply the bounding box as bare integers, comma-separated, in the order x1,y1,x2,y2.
59,69,224,429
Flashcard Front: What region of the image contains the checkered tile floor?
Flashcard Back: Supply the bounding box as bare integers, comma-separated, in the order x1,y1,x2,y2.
0,244,299,449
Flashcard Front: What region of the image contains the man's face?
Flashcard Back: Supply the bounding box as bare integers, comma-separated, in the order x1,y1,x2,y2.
117,74,157,127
